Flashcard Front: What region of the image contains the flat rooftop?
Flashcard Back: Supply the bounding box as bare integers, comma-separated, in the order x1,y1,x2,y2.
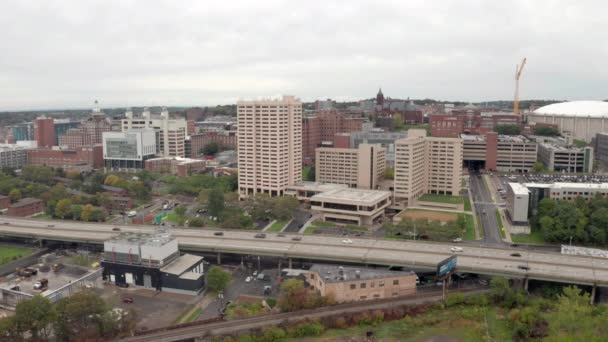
106,231,174,247
508,182,529,195
310,188,391,204
523,182,608,190
160,254,203,275
540,143,588,152
460,134,531,143
309,264,415,283
287,181,348,193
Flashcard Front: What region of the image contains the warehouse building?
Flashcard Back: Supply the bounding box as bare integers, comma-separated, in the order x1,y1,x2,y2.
101,231,205,295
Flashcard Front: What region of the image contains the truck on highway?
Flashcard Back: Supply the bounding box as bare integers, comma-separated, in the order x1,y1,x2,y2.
127,210,137,217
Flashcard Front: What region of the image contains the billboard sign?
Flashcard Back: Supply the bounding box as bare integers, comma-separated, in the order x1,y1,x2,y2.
437,255,457,278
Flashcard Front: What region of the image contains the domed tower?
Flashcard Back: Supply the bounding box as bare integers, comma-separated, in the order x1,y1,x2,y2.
376,88,385,107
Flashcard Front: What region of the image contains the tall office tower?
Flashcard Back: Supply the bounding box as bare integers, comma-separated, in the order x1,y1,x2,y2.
121,108,187,157
33,116,55,148
394,129,463,207
315,143,385,189
237,96,302,198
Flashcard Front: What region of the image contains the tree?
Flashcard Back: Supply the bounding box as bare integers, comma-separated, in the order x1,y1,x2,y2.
90,207,107,222
206,266,232,293
495,124,521,135
54,290,107,341
221,213,253,229
303,166,316,181
81,204,94,222
277,279,328,312
272,196,299,220
189,217,205,227
383,167,394,180
208,188,225,217
70,204,83,221
202,142,220,156
198,188,210,205
104,174,120,186
534,126,559,136
393,115,404,131
14,295,55,340
8,189,21,203
174,205,187,217
66,169,82,180
128,181,150,200
21,165,54,184
55,198,73,219
533,161,545,173
94,192,111,208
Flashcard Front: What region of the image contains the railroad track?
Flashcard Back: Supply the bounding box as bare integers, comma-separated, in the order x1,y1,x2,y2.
122,288,488,342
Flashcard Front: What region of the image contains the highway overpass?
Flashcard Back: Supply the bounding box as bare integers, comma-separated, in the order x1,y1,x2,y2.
0,217,607,287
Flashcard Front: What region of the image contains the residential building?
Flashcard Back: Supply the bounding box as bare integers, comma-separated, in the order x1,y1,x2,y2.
237,96,302,198
102,130,156,171
33,116,55,148
8,198,45,217
537,143,593,173
461,133,537,172
359,89,423,124
347,131,408,168
58,105,112,147
145,157,206,177
0,144,31,169
310,188,391,226
196,116,237,132
305,264,417,303
302,111,366,165
506,183,530,223
394,129,463,207
187,131,237,158
58,128,86,147
121,108,187,157
27,145,104,170
0,195,10,210
315,144,385,189
101,232,205,295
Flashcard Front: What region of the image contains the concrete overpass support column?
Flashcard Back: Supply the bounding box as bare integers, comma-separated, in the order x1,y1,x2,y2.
523,278,529,292
288,258,293,269
217,252,221,265
591,285,597,305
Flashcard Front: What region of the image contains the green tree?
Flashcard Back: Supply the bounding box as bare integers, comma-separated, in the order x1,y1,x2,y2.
198,188,210,205
495,124,521,135
272,196,299,220
206,266,232,293
55,198,73,219
208,188,225,217
202,142,220,156
383,167,394,180
128,181,150,200
8,188,21,203
0,316,18,340
94,192,111,208
534,126,559,136
104,174,120,186
54,290,107,341
221,213,253,229
174,205,187,217
533,161,545,173
70,204,83,221
90,207,107,222
393,115,404,131
14,295,56,340
189,217,205,227
81,204,94,222
21,165,54,184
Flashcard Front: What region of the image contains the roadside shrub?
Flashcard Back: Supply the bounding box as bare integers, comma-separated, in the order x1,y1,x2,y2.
237,335,255,342
446,293,466,307
259,327,286,342
370,310,385,325
265,298,277,308
465,294,489,307
287,321,324,338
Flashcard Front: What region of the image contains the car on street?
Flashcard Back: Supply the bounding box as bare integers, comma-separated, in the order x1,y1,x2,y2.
510,253,522,257
254,233,266,239
245,276,252,283
121,297,134,303
450,247,464,253
452,238,463,243
277,234,285,237
214,232,224,236
117,283,129,288
518,265,530,270
47,224,54,228
2,222,9,225
342,239,353,244
112,227,121,231
292,236,302,241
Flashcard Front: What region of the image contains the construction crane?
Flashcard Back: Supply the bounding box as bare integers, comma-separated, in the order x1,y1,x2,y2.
514,57,527,116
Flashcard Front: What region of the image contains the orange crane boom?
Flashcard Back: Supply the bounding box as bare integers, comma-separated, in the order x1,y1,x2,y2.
514,57,527,116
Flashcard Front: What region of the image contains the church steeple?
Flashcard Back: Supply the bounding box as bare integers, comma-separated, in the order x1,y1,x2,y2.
376,87,385,106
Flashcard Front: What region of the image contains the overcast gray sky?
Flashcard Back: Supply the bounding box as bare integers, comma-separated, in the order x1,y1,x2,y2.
1,0,607,110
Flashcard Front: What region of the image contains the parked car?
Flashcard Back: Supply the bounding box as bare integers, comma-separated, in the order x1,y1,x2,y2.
117,283,129,288
452,238,463,243
341,239,353,244
517,265,530,270
121,296,134,303
214,232,224,236
245,276,252,283
450,247,464,253
34,278,48,290
254,233,266,239
253,270,258,276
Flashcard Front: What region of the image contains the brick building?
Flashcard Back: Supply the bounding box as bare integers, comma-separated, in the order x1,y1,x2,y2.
8,198,45,217
33,117,55,148
188,131,237,158
58,128,86,147
145,157,206,177
429,112,520,138
305,264,417,303
0,194,10,209
302,111,366,166
462,133,537,172
27,145,104,170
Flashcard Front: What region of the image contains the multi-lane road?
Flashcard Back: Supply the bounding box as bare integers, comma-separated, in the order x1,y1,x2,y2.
0,217,607,286
469,173,503,245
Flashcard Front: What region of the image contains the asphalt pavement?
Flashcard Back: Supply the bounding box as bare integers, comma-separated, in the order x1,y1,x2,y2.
469,173,505,245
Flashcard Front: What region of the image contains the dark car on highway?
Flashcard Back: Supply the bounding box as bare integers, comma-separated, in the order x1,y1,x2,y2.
254,233,266,239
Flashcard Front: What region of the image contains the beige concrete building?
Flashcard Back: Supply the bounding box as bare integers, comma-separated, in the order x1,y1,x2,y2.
121,108,187,157
237,96,302,198
310,188,391,225
394,129,463,207
315,144,385,189
305,264,417,303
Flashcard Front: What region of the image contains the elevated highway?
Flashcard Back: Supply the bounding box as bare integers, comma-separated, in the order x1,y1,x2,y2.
0,218,607,286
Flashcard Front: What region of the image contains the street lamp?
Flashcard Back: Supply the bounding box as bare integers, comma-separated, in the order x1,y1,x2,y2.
569,236,573,246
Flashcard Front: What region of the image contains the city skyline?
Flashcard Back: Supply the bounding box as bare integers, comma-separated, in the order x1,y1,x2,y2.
1,0,608,110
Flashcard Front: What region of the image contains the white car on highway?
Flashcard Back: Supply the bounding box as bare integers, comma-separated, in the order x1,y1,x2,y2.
341,239,353,244
450,247,464,253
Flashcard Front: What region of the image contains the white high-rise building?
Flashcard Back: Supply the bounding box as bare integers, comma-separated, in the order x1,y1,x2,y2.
237,96,302,198
121,108,187,157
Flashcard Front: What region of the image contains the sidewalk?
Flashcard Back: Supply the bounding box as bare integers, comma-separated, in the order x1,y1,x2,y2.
298,213,321,234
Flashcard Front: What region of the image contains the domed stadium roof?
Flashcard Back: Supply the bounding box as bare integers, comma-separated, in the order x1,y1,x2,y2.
534,101,608,118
